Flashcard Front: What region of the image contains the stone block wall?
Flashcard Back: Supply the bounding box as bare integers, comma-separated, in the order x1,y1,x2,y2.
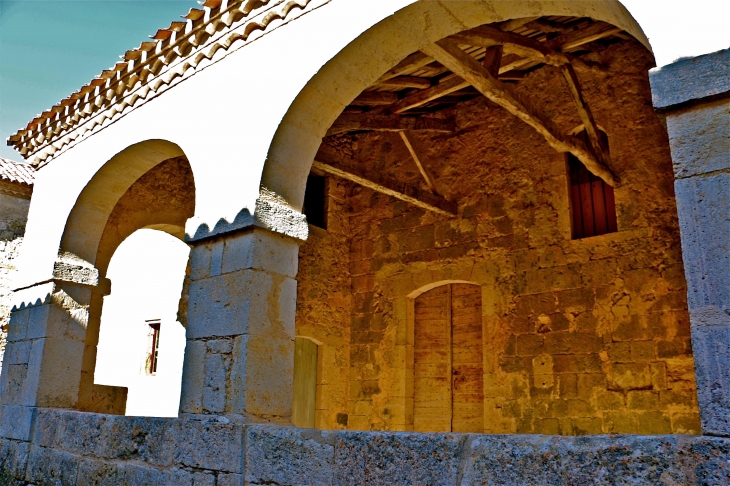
295,177,352,429
650,48,730,437
0,408,728,485
296,40,701,434
0,191,31,372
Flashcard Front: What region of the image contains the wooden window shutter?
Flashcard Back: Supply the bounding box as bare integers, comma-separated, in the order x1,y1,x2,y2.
568,130,618,239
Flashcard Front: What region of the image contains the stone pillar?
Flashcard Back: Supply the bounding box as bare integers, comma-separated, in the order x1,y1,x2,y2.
0,256,128,441
179,226,302,424
650,49,730,436
0,282,88,440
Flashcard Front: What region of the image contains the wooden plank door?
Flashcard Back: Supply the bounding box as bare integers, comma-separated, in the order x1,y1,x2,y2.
414,284,483,433
413,285,452,432
293,337,318,428
450,284,484,432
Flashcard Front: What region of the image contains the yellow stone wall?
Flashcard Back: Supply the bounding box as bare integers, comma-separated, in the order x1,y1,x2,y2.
295,39,701,435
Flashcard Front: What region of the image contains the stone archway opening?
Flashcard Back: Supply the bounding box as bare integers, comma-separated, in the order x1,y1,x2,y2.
291,13,700,435
94,229,189,417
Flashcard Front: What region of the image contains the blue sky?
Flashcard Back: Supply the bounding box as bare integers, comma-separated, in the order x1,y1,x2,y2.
0,0,195,161
0,0,728,162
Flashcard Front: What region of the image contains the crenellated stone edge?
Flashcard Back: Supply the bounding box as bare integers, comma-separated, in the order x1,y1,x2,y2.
185,194,309,244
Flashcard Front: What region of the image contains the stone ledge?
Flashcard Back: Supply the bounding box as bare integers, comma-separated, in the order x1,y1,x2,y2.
650,49,730,110
0,409,728,485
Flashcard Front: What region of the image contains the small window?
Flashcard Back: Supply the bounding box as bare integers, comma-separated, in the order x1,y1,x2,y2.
303,174,327,229
147,319,161,375
568,130,618,239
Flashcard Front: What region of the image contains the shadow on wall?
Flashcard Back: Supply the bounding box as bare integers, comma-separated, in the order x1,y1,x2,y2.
95,229,190,417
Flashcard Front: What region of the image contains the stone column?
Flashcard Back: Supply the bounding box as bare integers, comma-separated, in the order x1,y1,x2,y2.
650,49,730,436
179,199,307,424
0,258,128,441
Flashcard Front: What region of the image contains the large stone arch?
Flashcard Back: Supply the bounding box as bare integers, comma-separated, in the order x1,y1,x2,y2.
262,0,651,210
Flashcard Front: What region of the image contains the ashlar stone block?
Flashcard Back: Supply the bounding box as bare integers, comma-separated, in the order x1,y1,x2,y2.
180,228,299,422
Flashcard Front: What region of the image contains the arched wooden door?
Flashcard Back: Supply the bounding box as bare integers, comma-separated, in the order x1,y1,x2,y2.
413,283,483,432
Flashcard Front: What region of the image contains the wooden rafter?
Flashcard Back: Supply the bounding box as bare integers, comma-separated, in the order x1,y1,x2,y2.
421,38,618,185
376,52,433,83
399,131,441,196
326,113,455,137
351,92,398,106
560,63,612,169
377,76,432,90
550,24,623,52
312,160,456,216
387,76,471,114
450,25,597,72
482,45,503,76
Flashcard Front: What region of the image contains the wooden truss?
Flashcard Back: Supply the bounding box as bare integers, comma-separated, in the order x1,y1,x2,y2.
312,160,456,216
319,17,627,214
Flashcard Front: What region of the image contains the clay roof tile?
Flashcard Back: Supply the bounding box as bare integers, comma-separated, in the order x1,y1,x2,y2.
0,157,35,186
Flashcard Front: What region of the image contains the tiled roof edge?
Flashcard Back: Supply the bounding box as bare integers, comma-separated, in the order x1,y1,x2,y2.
7,0,325,168
0,157,35,186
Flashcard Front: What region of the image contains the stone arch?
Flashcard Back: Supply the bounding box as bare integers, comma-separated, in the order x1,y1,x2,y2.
60,139,188,267
262,0,651,210
58,140,196,414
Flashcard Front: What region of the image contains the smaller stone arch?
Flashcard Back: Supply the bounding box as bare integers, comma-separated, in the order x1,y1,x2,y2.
60,139,187,267
59,140,196,415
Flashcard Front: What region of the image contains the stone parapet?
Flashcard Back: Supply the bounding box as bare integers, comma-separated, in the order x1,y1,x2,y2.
0,408,728,484
650,49,730,110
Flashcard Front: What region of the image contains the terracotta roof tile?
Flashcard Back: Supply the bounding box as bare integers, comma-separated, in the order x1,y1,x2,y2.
0,157,35,186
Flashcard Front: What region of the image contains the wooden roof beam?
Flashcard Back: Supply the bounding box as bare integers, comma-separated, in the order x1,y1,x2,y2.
312,160,456,216
449,25,597,72
351,91,399,107
387,76,471,114
421,38,618,186
376,52,433,83
399,131,442,197
376,76,432,90
326,113,455,137
560,63,612,171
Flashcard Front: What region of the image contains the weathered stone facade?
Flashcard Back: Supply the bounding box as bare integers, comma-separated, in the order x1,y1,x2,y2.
0,159,34,372
297,39,701,435
1,1,729,484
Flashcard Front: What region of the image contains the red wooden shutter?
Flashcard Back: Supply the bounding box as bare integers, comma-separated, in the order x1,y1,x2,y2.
568,131,617,239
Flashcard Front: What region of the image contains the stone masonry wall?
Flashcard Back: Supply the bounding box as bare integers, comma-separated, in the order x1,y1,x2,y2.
0,408,727,485
0,239,23,370
295,177,352,429
297,39,701,434
0,192,31,372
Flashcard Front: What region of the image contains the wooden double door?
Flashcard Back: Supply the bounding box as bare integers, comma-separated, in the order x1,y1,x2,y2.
413,283,484,433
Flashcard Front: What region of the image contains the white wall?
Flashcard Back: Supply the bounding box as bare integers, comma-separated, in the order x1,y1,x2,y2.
94,229,189,417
